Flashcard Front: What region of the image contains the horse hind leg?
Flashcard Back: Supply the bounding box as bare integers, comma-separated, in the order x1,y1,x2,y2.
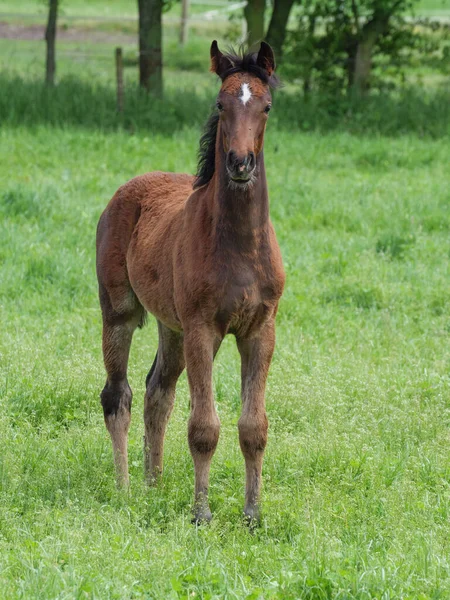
99,284,145,487
144,321,185,484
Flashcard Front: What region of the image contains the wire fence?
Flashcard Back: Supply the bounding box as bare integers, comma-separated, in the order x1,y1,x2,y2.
1,6,448,69
0,1,248,25
0,2,249,57
0,4,248,69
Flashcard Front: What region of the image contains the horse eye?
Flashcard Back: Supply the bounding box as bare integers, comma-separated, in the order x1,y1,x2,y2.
217,102,224,112
264,104,272,114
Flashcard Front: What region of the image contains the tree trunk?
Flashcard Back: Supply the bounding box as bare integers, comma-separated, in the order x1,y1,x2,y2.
302,13,316,96
180,0,189,45
45,0,58,86
352,15,389,94
138,0,163,96
265,0,295,63
345,41,357,89
353,31,377,94
244,0,266,49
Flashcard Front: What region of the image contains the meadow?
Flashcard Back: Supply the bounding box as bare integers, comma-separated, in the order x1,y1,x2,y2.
0,4,450,598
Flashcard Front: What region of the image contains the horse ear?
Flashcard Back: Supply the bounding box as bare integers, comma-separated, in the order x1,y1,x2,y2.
210,40,233,79
256,41,276,76
210,40,222,74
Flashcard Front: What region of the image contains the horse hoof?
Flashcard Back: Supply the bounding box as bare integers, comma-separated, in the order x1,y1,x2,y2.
243,506,260,530
191,508,212,525
145,471,162,488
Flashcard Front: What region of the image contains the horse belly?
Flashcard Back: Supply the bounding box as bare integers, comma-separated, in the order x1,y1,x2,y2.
132,272,181,331
127,222,182,332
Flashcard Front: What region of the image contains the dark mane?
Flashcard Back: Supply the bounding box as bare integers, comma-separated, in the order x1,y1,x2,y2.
193,48,281,190
193,110,219,190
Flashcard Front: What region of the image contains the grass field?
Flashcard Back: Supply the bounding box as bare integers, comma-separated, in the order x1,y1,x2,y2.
1,3,450,598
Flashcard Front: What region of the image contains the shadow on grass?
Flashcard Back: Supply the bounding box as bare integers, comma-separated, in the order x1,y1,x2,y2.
1,73,449,137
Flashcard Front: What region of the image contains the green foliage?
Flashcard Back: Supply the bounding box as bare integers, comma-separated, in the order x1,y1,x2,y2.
281,0,449,94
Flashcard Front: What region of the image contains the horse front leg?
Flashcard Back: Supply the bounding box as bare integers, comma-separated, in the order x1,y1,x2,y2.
184,326,220,523
237,319,275,524
144,321,185,485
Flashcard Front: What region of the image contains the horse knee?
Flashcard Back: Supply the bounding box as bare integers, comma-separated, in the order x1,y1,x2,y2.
188,414,220,456
238,414,268,457
101,380,132,419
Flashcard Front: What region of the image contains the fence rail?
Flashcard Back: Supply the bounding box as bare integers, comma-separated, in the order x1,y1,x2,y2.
1,8,448,28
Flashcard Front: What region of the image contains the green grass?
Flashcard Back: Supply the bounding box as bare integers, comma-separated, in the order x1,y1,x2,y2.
1,8,450,599
1,125,450,599
414,0,450,16
0,44,449,138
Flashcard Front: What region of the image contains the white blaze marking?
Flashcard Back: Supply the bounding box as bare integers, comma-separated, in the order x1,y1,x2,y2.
240,83,252,105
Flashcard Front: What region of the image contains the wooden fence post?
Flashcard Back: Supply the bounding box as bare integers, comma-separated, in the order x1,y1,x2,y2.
115,47,124,113
45,0,59,85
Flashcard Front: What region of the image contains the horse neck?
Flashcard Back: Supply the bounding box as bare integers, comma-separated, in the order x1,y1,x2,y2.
208,123,269,251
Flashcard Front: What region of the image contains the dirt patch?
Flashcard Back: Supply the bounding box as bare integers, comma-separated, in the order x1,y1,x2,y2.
0,21,136,44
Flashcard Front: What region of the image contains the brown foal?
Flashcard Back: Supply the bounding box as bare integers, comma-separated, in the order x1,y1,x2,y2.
96,41,285,523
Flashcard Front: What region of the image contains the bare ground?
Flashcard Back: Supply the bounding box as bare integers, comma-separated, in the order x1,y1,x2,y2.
0,21,136,44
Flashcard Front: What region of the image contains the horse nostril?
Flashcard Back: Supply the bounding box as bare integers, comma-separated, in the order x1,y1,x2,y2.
226,150,237,170
227,151,255,176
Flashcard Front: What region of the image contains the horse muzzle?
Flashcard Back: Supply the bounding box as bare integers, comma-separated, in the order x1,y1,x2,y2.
226,150,256,183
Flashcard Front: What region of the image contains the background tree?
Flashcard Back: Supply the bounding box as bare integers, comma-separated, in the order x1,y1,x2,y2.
281,0,420,94
45,0,58,85
266,0,296,61
138,0,163,96
331,0,416,94
244,0,267,47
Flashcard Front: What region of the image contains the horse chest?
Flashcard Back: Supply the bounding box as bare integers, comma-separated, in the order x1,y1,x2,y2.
214,271,276,338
